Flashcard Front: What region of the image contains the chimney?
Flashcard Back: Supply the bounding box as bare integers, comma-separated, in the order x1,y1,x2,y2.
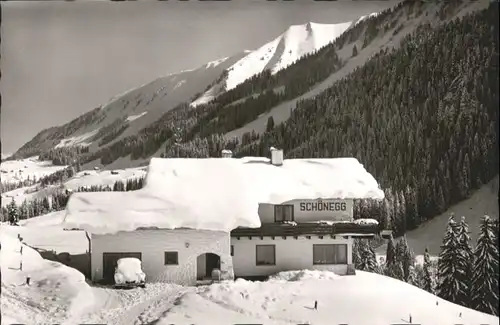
270,147,283,166
221,149,233,158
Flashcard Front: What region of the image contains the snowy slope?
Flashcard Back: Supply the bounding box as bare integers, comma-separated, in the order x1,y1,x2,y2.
190,21,353,107
12,52,248,158
0,156,68,184
376,175,499,258
1,165,147,207
156,270,498,325
2,209,498,325
224,0,490,140
3,235,497,325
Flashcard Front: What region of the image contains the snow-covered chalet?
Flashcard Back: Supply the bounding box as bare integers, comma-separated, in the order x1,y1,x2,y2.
61,149,390,286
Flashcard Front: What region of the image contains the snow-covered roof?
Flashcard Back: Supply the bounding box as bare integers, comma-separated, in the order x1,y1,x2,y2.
62,157,384,235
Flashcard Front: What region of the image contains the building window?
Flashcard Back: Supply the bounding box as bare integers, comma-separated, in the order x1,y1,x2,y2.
313,244,347,265
274,204,294,222
164,251,178,265
256,245,276,266
231,245,234,257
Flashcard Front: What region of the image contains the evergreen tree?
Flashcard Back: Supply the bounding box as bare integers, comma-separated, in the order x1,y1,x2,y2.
51,195,60,211
352,44,358,57
19,200,28,220
7,198,19,225
456,216,474,307
357,239,378,272
407,264,419,287
422,247,435,294
266,116,275,132
384,259,405,280
353,239,362,269
42,197,50,214
385,236,396,266
470,215,499,316
395,236,414,282
437,216,467,305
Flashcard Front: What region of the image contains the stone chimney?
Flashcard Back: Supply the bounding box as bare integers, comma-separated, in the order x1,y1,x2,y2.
221,149,233,158
270,147,283,166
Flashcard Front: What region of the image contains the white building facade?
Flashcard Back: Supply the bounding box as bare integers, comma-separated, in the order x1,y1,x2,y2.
231,235,354,278
230,197,377,278
90,228,234,286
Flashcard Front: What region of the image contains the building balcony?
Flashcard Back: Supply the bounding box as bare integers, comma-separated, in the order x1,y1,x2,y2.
230,222,392,239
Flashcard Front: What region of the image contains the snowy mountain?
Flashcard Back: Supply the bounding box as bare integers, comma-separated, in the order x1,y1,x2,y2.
12,20,358,161
12,52,247,157
11,0,490,170
190,21,353,107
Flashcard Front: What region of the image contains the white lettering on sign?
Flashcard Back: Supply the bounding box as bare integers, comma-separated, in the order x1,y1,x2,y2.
299,201,347,212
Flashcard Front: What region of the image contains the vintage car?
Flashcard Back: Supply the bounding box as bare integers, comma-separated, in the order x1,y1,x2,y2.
114,257,146,288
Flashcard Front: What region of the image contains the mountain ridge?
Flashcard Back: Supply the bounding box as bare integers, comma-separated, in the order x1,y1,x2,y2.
191,20,355,108
10,20,358,162
10,0,492,170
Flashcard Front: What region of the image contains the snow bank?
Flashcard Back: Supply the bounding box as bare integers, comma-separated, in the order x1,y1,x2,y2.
0,229,94,324
62,157,384,235
354,218,379,225
157,271,499,325
0,223,88,255
269,269,340,281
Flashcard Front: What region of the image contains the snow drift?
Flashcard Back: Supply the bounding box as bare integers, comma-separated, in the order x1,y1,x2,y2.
0,227,94,324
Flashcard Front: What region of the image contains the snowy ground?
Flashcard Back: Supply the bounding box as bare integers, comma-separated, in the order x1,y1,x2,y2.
2,165,147,207
0,157,67,184
1,217,499,325
2,229,498,325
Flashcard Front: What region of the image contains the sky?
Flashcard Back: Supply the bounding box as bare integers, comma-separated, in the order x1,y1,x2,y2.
0,0,398,154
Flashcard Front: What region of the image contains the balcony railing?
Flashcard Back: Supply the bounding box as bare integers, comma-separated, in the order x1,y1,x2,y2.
230,222,391,238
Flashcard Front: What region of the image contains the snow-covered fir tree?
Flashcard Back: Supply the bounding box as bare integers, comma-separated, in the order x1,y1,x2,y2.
356,239,378,273
353,239,362,269
422,247,435,294
412,264,427,289
384,258,405,281
385,235,396,266
470,215,499,316
19,200,29,221
437,215,468,305
7,198,19,225
395,236,414,282
456,216,474,307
